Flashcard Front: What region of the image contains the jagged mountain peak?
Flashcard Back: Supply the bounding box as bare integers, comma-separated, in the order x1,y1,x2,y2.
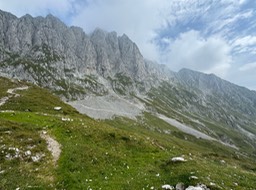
120,33,130,40
178,68,218,79
45,13,56,19
0,9,152,98
0,9,16,18
0,9,255,103
0,9,255,98
91,27,107,37
20,13,33,19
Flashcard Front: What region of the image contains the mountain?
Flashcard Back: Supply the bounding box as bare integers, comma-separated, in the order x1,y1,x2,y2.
1,9,256,149
0,9,175,100
177,68,256,117
1,9,256,189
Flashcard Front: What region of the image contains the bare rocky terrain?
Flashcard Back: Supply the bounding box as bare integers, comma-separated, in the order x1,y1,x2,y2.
40,131,61,164
69,94,145,119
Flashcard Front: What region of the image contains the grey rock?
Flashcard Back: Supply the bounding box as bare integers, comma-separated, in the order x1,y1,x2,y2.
185,184,209,190
0,9,154,99
176,182,185,190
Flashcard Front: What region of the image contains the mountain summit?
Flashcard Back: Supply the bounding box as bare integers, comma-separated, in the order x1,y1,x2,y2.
0,9,164,99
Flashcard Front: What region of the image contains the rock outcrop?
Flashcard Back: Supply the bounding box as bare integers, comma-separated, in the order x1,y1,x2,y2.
0,9,164,99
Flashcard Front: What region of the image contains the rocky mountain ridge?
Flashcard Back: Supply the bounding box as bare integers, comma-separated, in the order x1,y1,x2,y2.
0,9,176,100
1,10,256,152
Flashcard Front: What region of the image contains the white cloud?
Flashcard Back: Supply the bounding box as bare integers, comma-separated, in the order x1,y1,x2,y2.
239,62,256,71
0,0,73,19
226,65,256,90
232,35,256,53
239,0,248,5
71,0,170,61
204,6,253,37
162,30,232,77
69,0,240,64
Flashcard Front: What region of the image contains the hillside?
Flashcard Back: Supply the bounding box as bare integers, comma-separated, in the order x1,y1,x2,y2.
1,76,256,189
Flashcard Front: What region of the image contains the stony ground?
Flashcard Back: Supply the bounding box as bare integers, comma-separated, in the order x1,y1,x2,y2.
69,94,145,119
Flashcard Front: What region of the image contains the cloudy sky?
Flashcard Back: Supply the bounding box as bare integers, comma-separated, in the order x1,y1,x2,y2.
1,0,256,90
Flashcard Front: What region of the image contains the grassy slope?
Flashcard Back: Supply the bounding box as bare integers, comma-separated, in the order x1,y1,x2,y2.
0,77,256,189
146,83,256,157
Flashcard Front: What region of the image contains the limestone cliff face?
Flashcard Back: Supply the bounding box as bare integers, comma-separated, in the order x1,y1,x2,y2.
89,29,147,80
0,10,157,99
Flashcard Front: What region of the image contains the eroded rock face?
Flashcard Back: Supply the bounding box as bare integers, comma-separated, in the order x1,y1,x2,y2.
0,10,156,99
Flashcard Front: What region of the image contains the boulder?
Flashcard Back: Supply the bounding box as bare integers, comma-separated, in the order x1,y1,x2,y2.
162,184,174,190
176,182,185,190
171,157,186,162
185,184,209,190
54,107,62,111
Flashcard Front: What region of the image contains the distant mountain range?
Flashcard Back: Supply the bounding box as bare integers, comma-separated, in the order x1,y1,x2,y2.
0,9,256,153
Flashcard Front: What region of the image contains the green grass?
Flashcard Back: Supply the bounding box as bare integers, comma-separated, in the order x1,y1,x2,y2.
147,82,256,155
0,77,25,97
104,115,256,189
0,77,256,189
0,116,55,189
108,73,134,95
0,80,78,116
